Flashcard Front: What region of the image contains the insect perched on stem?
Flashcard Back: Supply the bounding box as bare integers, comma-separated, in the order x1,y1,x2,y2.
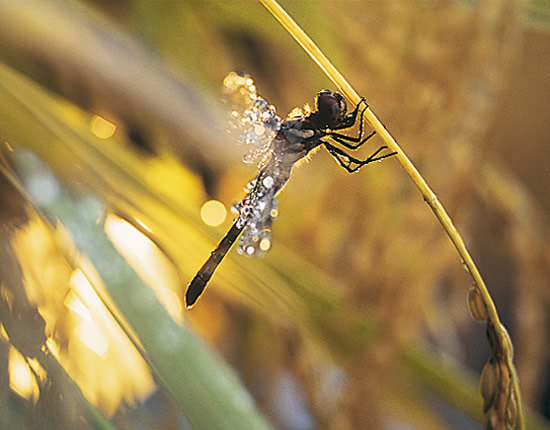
185,72,396,308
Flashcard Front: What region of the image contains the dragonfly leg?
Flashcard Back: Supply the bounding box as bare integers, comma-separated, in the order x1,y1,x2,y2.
328,99,377,149
324,142,397,173
328,129,376,150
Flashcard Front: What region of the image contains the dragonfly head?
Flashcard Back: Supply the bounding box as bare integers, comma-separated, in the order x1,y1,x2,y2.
316,90,347,129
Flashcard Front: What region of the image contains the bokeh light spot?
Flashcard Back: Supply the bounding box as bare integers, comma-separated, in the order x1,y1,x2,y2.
200,200,227,227
104,214,183,323
90,115,116,139
259,237,271,252
9,347,40,402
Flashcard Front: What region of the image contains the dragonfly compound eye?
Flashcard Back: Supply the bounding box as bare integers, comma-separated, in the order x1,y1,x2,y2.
316,90,347,129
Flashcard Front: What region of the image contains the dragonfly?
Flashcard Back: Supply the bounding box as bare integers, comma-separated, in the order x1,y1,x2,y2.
185,72,396,308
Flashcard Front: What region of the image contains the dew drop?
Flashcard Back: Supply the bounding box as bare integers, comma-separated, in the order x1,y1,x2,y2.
253,98,268,110
260,110,273,122
262,176,274,189
259,237,271,252
242,153,255,164
254,124,266,136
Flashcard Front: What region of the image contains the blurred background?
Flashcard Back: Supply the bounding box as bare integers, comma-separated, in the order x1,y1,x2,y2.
0,0,549,429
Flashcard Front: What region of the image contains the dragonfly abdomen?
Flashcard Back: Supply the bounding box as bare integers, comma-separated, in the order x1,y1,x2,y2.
185,220,246,307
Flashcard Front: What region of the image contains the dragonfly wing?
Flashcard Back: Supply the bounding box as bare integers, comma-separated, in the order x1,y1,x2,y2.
223,72,282,168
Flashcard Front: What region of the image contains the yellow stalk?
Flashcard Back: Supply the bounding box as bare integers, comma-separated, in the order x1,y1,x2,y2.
260,0,524,428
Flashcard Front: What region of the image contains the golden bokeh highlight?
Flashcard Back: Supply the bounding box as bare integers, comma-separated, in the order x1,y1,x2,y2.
90,115,116,139
65,271,110,357
259,237,271,252
8,347,44,403
11,217,155,415
200,200,227,227
104,214,183,324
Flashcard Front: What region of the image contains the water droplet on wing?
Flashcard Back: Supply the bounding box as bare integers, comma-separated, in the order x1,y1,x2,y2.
254,124,266,136
259,237,271,252
262,176,274,189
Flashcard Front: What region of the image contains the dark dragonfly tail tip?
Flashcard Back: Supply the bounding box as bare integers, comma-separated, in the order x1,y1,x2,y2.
185,272,210,309
185,221,246,309
185,278,207,309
